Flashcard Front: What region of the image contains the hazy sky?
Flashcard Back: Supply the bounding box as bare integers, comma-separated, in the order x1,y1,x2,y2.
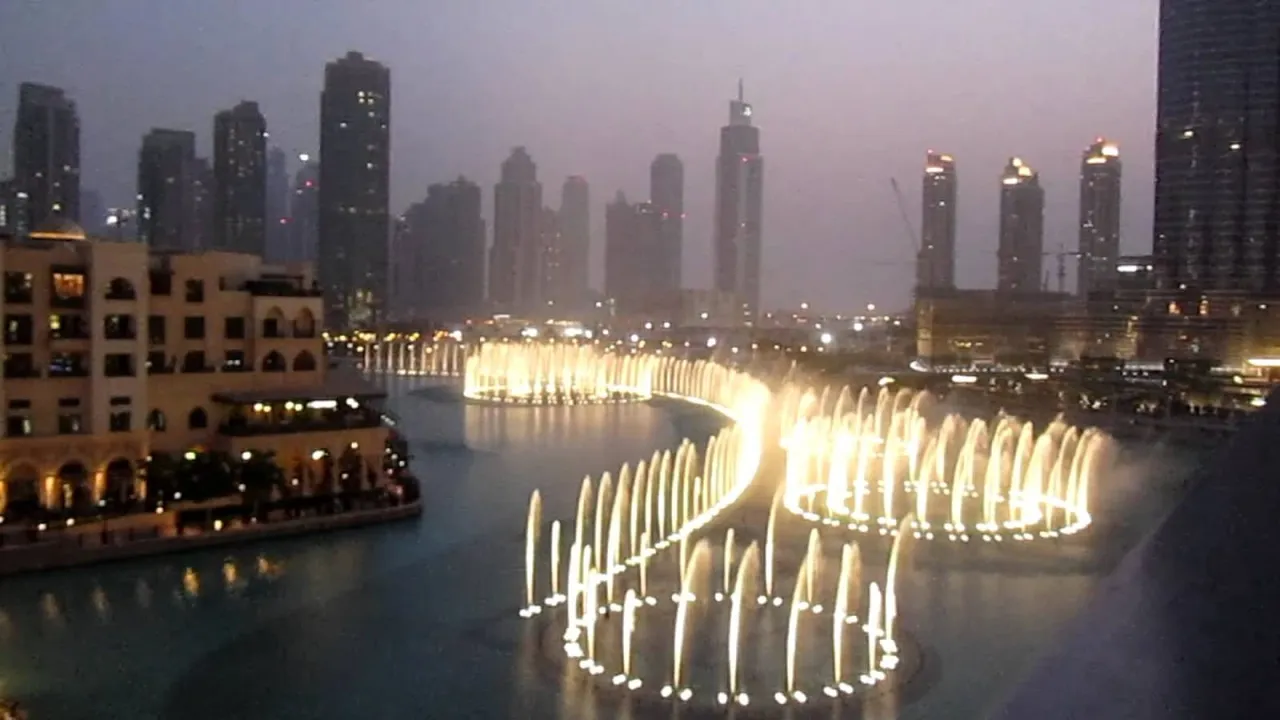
0,0,1158,312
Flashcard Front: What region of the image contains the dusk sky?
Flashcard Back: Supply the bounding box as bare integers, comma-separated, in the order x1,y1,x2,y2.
0,0,1157,312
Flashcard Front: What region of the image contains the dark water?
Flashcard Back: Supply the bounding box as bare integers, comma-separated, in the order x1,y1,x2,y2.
0,377,1190,719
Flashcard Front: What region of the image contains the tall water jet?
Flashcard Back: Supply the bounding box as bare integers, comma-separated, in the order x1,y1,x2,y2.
574,476,593,564
728,542,760,696
672,540,712,690
866,582,882,678
622,588,637,676
549,520,562,598
766,485,782,598
595,472,613,569
723,528,736,596
832,542,860,685
804,528,822,604
786,564,807,694
525,490,542,607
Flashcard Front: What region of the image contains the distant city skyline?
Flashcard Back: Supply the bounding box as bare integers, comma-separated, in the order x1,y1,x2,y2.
0,1,1157,311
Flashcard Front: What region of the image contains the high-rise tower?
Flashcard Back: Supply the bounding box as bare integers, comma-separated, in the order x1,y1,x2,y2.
319,51,391,328
137,128,197,251
650,153,684,294
489,147,543,315
919,151,957,292
1078,138,1122,295
212,101,267,255
997,157,1045,293
713,81,764,323
13,82,80,227
605,191,661,315
265,146,290,263
289,154,319,264
559,176,590,308
1154,0,1280,292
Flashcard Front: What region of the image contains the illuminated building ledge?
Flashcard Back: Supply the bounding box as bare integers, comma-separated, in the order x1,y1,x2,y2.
994,389,1280,719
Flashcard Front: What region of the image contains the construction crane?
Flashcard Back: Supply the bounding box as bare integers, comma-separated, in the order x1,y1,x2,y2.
1043,245,1082,294
889,178,921,255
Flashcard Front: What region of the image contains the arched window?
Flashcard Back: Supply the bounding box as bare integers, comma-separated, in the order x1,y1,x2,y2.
105,277,136,300
147,409,167,431
262,351,286,372
263,307,287,338
292,307,317,338
292,350,317,372
188,407,208,430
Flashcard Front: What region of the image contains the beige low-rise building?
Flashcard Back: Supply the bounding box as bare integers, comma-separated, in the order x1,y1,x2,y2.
0,220,390,519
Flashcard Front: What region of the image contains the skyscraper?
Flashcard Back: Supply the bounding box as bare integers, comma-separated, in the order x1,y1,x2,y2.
1077,138,1122,296
713,81,764,322
997,157,1045,293
1154,0,1280,292
190,157,214,252
265,146,290,262
212,101,267,255
650,153,685,293
421,178,485,318
918,151,957,292
559,176,590,309
538,207,564,310
12,82,80,227
489,147,543,315
605,191,661,315
0,180,29,236
319,51,391,328
289,154,319,264
137,128,197,251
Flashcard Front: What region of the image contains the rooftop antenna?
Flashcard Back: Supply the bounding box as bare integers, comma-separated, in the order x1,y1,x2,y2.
738,77,744,102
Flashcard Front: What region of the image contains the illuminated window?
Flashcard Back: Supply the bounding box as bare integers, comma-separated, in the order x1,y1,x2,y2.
52,272,85,300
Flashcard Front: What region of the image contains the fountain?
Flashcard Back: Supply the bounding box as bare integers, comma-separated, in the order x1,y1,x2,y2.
489,343,1119,709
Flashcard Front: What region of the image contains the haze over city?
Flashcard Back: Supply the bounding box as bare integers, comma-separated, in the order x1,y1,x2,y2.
0,0,1157,311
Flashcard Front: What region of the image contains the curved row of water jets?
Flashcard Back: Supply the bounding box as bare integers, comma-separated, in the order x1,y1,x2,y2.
777,383,1110,541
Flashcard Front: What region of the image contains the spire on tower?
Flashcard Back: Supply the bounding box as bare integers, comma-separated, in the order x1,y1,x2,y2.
738,78,744,102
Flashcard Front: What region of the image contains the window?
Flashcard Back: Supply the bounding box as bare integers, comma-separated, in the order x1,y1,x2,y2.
148,315,166,344
181,350,208,373
58,411,83,435
109,410,132,433
146,350,169,374
105,277,137,300
58,398,81,408
149,271,172,296
185,278,204,303
8,400,31,410
104,353,135,377
110,396,131,406
263,317,282,338
223,350,248,371
4,271,33,303
188,407,208,430
49,352,88,377
104,314,136,340
3,353,37,378
262,350,286,372
50,313,89,340
184,316,205,339
51,269,87,308
224,316,246,339
6,414,32,437
292,350,318,372
147,409,166,431
4,314,33,345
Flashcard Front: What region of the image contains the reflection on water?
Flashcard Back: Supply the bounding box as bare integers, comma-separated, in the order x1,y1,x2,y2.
0,380,1186,720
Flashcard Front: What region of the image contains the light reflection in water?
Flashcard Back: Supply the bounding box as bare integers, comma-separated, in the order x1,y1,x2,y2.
91,585,110,622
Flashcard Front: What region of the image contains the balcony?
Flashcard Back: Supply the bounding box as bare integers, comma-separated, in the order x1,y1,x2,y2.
218,410,385,437
50,295,87,310
3,366,40,379
244,279,324,298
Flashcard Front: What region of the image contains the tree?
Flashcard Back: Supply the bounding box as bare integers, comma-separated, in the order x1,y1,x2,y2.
338,446,364,494
143,452,180,505
239,451,284,504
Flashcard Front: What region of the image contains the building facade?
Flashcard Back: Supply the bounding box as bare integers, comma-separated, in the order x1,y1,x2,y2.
265,146,290,264
1154,0,1280,293
919,151,957,292
489,147,543,316
399,178,486,320
1078,139,1122,296
137,128,198,252
604,191,662,315
318,51,391,329
0,223,389,517
651,154,685,294
713,82,764,323
212,101,268,256
558,176,590,312
997,157,1045,293
289,154,319,265
12,82,80,227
